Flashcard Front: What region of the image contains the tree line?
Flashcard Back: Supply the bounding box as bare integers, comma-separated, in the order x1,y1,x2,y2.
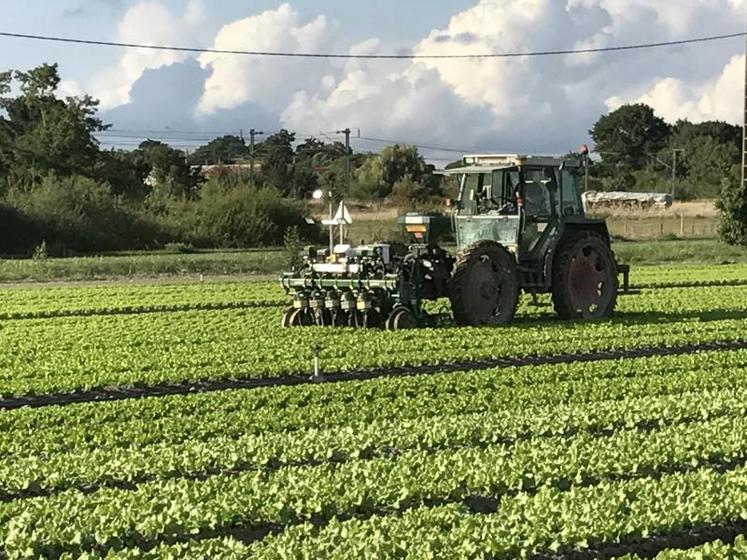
0,64,745,255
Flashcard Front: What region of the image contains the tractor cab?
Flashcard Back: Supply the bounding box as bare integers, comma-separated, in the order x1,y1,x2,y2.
449,155,584,253
447,154,594,289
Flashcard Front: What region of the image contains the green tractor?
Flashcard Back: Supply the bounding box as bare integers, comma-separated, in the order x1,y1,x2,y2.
281,154,630,329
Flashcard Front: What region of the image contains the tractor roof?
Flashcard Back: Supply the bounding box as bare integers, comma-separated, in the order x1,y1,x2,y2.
441,154,582,175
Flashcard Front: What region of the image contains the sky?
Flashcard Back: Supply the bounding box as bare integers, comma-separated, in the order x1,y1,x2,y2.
0,0,744,162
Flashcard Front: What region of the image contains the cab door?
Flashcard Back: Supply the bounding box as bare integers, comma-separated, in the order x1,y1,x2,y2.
519,166,558,260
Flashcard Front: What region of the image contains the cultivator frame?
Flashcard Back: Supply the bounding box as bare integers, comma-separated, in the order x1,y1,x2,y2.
281,214,453,329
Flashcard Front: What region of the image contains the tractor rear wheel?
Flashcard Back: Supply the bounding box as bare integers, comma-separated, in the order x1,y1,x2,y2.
551,231,618,320
450,241,519,326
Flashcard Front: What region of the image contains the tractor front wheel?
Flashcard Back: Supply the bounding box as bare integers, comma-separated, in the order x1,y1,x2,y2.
551,231,618,320
449,241,519,326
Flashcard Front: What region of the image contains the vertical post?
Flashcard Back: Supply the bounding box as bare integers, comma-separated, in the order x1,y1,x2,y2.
671,149,677,198
337,128,352,193
249,128,264,186
328,192,334,254
584,154,589,192
680,213,685,238
742,30,747,207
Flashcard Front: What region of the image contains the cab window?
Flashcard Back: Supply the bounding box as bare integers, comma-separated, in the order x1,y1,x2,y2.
561,169,583,216
523,168,554,218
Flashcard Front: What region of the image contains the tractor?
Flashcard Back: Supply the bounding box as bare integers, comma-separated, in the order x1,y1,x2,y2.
280,154,630,329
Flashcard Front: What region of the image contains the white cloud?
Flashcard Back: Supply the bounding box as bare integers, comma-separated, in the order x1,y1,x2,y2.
196,4,331,115
281,0,744,154
608,54,745,124
97,0,744,155
58,79,84,98
91,0,206,110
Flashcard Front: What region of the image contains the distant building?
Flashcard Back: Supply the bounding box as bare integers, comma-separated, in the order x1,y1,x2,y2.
193,163,262,179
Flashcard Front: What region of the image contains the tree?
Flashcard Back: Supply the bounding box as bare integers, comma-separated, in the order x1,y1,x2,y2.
351,156,386,201
389,175,429,205
0,63,108,188
672,120,741,153
134,140,200,201
292,137,349,197
257,129,295,194
717,169,747,246
188,135,249,165
676,135,740,199
379,144,431,193
590,103,671,184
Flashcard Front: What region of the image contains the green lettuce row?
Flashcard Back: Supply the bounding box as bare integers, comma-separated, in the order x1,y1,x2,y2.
616,534,747,559
3,350,746,459
237,465,747,559
631,263,747,288
0,281,283,315
0,264,740,316
44,521,747,560
0,300,286,321
4,376,747,501
0,299,745,398
3,412,747,558
3,349,746,457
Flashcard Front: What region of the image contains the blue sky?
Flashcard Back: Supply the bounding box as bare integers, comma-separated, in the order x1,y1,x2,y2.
0,1,744,157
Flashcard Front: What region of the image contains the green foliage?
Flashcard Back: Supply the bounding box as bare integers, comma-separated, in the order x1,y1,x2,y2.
188,135,249,165
717,174,747,247
135,140,200,199
257,129,296,195
389,175,430,205
31,240,48,260
283,225,304,271
174,178,320,248
380,144,433,193
350,145,435,201
0,63,107,189
351,156,386,200
675,135,740,200
6,175,162,253
589,104,741,199
591,104,671,176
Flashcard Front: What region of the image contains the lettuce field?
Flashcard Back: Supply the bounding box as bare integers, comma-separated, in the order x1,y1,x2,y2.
1,263,747,559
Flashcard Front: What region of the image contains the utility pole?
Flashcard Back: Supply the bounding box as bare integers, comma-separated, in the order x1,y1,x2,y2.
742,30,746,201
249,128,264,186
671,148,684,199
336,128,351,193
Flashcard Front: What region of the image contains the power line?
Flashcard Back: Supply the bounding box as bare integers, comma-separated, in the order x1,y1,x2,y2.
95,128,494,155
355,135,493,154
0,30,744,60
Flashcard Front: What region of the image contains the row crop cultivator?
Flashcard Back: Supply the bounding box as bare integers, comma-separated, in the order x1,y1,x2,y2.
281,154,631,330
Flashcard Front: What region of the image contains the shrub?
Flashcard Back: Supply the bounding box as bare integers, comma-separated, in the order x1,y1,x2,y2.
389,176,429,205
717,173,747,246
5,175,165,253
173,179,320,248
